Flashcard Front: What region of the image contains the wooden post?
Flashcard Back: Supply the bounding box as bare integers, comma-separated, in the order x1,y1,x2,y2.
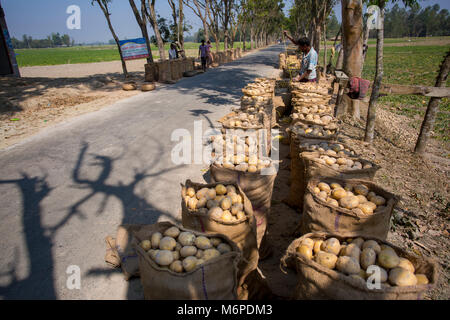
414,50,450,154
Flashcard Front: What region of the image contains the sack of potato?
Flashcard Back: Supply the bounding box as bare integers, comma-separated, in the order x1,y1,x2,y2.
210,158,277,250
220,111,268,130
282,232,438,300
301,176,399,239
209,132,268,161
292,104,334,116
242,82,274,97
298,139,358,157
220,124,271,158
240,95,273,108
181,180,259,292
290,81,330,93
288,120,339,143
134,221,241,300
291,113,337,127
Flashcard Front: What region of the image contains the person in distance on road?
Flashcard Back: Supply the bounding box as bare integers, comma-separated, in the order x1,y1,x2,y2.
198,40,208,72
169,43,178,60
283,31,318,83
206,40,214,67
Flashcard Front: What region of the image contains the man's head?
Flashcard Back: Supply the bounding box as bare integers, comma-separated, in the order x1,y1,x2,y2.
297,37,311,53
201,40,205,45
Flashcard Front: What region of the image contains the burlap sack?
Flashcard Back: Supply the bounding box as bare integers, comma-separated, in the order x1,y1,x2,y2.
181,180,259,290
170,59,181,81
279,53,286,70
156,60,171,83
282,232,438,300
134,221,241,300
184,57,195,72
210,163,277,249
144,63,156,82
217,52,226,65
226,49,233,62
300,176,399,239
287,120,339,144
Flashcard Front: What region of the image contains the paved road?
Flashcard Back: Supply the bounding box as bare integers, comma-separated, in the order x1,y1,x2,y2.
0,45,283,299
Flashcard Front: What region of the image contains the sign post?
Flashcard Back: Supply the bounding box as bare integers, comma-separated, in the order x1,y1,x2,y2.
119,38,150,61
0,4,20,77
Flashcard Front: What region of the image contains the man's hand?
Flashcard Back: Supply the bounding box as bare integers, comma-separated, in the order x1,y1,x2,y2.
283,30,289,37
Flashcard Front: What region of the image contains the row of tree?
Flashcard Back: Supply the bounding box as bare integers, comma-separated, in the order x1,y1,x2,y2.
384,3,450,38
91,0,286,77
11,33,74,49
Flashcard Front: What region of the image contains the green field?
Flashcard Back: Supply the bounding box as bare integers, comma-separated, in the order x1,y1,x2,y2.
15,42,253,67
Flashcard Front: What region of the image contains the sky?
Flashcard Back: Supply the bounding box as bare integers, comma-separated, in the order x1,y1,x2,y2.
1,0,449,44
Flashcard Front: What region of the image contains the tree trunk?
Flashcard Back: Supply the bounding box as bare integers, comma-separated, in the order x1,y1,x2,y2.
178,0,185,57
147,0,166,60
361,17,370,67
243,26,247,52
95,0,128,77
250,25,254,50
342,0,363,78
336,43,344,69
364,4,385,143
313,24,322,56
129,0,154,64
414,49,450,153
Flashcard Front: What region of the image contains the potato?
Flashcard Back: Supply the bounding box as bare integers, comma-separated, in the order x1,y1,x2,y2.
367,192,377,201
221,210,233,222
178,232,196,246
182,256,198,272
209,207,223,220
378,249,400,269
313,240,323,254
360,248,377,270
226,185,237,195
172,251,180,261
175,242,182,251
362,240,381,254
397,257,415,273
229,194,241,205
159,237,177,251
236,211,246,220
207,199,219,209
372,196,386,206
322,238,341,255
164,227,180,238
297,245,313,260
188,197,198,210
196,187,209,199
317,191,328,200
313,187,321,194
339,244,347,257
327,198,339,207
195,236,213,250
315,251,338,269
331,188,347,200
196,249,204,259
415,274,429,285
210,237,222,247
196,197,207,209
352,237,364,248
330,182,343,190
389,267,418,287
380,244,395,253
140,240,151,251
203,248,221,261
336,256,360,275
318,182,331,194
366,265,388,282
215,184,227,195
220,197,232,210
169,260,183,273
359,269,367,279
248,165,257,173
155,250,174,266
358,202,374,215
187,187,196,198
231,203,244,215
151,232,163,249
344,243,361,261
180,245,198,258
148,249,158,261
339,196,360,209
217,243,232,254
356,195,368,204
301,238,315,249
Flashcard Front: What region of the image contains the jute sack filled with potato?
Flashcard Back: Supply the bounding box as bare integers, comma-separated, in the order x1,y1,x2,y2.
181,180,259,292
282,232,438,300
134,221,241,300
210,163,277,250
300,176,399,239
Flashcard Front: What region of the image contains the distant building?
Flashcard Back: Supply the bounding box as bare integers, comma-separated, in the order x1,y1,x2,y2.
0,4,20,77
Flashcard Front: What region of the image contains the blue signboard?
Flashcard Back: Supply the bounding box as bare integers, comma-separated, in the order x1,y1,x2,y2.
119,37,149,60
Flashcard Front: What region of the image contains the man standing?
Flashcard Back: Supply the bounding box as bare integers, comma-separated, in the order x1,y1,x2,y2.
283,31,318,82
198,40,208,72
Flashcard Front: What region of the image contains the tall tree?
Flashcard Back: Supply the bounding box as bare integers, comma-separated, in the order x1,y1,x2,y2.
183,0,210,43
145,0,167,60
92,0,128,77
341,0,363,78
414,50,450,153
129,0,154,63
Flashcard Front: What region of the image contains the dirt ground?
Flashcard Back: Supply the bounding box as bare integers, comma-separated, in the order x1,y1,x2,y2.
254,80,449,300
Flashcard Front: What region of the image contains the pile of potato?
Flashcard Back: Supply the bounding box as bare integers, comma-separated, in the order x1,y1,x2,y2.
241,95,273,107
213,154,273,173
292,104,333,115
210,133,264,159
296,236,429,287
140,226,233,273
222,112,266,129
308,154,374,171
291,122,337,138
184,184,247,222
242,79,274,96
290,82,330,93
299,141,357,157
292,97,330,104
312,181,386,215
292,113,335,126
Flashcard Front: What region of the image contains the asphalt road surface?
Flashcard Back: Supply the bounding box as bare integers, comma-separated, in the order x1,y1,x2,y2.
0,45,283,299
